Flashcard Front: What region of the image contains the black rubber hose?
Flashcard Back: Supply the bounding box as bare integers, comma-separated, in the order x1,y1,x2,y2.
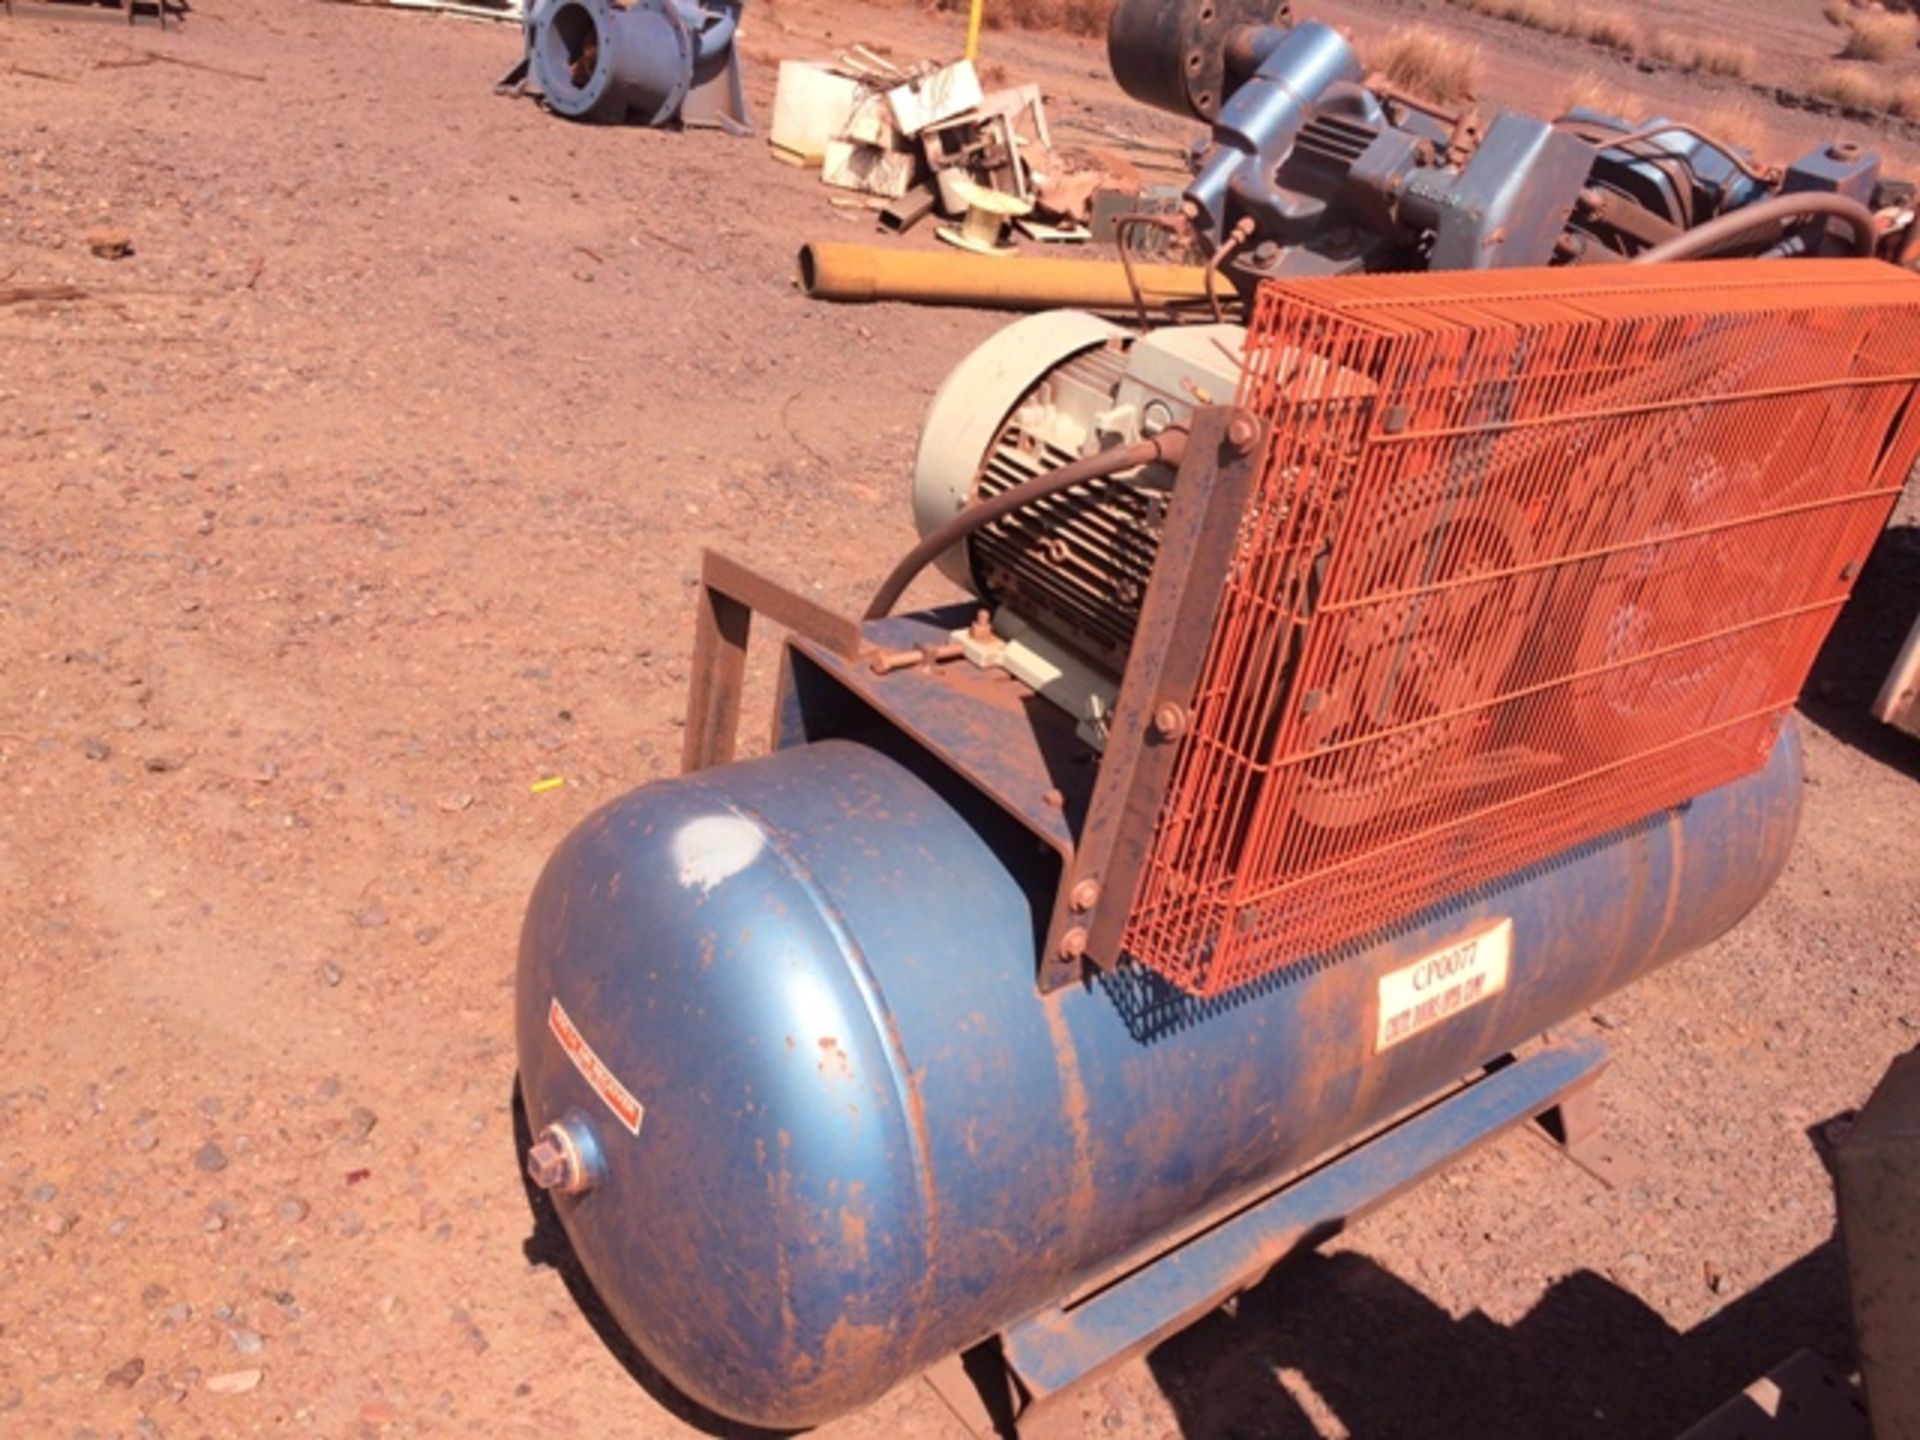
1631,193,1878,264
863,429,1189,621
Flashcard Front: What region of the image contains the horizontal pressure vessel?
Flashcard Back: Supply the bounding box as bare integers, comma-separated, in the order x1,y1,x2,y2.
516,725,1802,1427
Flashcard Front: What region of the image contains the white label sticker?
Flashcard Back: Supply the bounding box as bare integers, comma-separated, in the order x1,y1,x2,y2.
1375,918,1512,1053
549,997,645,1136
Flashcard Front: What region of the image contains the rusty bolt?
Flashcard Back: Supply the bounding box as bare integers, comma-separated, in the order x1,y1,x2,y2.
1152,702,1189,741
1059,926,1089,961
1042,787,1066,810
1225,413,1261,455
526,1123,591,1196
1070,878,1101,913
526,1138,573,1192
970,609,995,642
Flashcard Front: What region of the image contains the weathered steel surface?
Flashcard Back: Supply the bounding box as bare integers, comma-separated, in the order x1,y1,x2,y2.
515,721,1802,1429
783,610,1094,866
681,548,863,774
1049,406,1263,991
1001,1033,1608,1410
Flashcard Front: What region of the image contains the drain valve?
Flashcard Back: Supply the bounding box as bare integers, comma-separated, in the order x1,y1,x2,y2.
526,1121,595,1196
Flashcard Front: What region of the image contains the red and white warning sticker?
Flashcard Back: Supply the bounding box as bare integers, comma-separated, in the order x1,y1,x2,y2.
549,997,645,1136
1374,918,1512,1054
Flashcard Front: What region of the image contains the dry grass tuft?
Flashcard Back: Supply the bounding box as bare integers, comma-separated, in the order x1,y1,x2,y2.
937,0,1114,38
1571,11,1644,54
1644,30,1757,78
1813,61,1896,110
1693,38,1758,78
1371,26,1482,103
1559,71,1634,118
1644,30,1697,67
1457,2,1751,78
1840,9,1919,60
1462,0,1571,29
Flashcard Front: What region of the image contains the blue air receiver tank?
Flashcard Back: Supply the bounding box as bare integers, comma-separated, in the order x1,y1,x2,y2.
516,728,1802,1428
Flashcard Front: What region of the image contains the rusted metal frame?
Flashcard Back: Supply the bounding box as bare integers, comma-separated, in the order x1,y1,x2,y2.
680,549,865,775
996,1034,1612,1427
1576,187,1684,249
919,1348,1021,1439
784,616,1087,865
1532,1066,1643,1190
1037,406,1263,993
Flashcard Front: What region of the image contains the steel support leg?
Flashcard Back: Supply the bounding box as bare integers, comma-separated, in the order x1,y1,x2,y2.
918,1036,1611,1436
1534,1070,1643,1190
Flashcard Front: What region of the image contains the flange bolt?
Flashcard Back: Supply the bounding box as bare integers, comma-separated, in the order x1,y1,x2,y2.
1226,413,1262,455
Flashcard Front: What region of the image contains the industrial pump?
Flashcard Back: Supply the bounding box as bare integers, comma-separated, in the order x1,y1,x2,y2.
515,1,1920,1431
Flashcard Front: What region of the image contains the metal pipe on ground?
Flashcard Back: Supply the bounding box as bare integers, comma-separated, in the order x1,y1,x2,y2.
797,240,1212,312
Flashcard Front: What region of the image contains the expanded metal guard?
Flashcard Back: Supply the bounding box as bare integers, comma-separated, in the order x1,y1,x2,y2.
1124,259,1920,996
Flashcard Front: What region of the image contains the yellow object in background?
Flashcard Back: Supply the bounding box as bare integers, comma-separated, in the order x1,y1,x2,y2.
531,777,566,795
965,0,984,61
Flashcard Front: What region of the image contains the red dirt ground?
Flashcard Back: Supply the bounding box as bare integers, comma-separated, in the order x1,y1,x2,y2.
1,2,1916,1437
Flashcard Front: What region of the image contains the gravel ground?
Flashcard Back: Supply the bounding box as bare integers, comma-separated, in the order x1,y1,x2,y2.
0,2,1915,1437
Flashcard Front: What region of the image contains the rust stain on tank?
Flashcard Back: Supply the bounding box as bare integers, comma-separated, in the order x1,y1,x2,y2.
838,1204,869,1267
817,1035,854,1080
1042,993,1096,1237
766,1129,801,1366
873,1000,940,1330
814,1312,892,1381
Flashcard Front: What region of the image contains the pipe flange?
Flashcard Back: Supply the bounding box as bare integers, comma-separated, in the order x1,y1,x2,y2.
531,0,619,120
623,0,696,129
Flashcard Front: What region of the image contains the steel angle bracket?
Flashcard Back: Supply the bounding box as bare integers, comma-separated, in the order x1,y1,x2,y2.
681,549,866,775
683,408,1262,996
984,1035,1611,1437
1038,405,1264,993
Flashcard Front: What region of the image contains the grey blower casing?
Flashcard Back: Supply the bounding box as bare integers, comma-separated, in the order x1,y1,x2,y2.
525,0,751,132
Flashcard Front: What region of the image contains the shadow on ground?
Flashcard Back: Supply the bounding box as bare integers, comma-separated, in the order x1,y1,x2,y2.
1145,1239,1853,1440
1803,521,1920,776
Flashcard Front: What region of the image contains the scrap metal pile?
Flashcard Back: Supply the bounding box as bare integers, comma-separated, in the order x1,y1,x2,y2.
770,48,1170,250
800,2,1920,314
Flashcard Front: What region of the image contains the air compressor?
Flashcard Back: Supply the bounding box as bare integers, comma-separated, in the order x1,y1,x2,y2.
516,2,1920,1431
